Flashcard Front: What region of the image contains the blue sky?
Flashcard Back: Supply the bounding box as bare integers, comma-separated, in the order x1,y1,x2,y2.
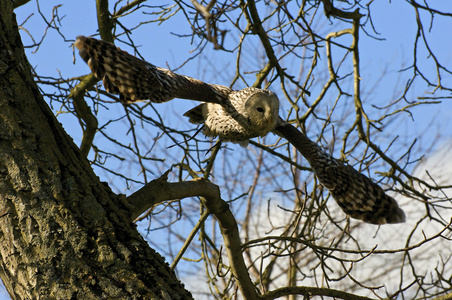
15,0,452,154
3,0,451,298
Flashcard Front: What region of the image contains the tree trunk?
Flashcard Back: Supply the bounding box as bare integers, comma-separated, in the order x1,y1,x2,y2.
0,2,192,299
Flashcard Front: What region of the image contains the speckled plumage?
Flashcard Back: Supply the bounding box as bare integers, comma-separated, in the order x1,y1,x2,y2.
75,36,404,224
75,36,280,144
184,87,279,146
274,122,406,225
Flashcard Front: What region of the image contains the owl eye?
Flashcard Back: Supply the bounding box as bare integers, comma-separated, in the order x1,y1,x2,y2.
256,107,264,113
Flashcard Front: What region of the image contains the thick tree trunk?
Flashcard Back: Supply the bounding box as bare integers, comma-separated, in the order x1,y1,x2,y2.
0,2,192,299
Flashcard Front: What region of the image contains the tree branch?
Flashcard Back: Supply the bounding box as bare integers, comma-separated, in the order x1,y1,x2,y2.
261,286,376,300
96,0,114,42
243,0,310,95
68,74,99,157
127,175,260,299
320,0,364,20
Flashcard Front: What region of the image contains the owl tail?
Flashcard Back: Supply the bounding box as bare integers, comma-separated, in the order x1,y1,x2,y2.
183,104,206,124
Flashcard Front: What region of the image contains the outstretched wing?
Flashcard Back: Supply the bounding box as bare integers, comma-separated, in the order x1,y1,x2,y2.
274,122,406,225
75,36,231,104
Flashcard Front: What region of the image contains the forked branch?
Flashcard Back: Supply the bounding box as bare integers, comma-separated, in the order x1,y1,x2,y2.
127,174,260,300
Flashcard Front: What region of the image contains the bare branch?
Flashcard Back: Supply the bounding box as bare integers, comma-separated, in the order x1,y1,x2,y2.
127,175,260,300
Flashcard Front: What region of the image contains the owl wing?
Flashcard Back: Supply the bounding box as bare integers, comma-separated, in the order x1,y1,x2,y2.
274,122,406,225
75,36,232,104
184,103,206,124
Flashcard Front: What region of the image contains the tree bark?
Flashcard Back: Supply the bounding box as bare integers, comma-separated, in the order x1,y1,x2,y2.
0,2,192,299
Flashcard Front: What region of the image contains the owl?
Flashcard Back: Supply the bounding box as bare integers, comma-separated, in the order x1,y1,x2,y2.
74,36,280,145
75,36,405,224
274,121,406,225
184,87,279,146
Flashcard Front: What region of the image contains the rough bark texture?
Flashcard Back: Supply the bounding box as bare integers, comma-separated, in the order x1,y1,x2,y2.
0,2,192,299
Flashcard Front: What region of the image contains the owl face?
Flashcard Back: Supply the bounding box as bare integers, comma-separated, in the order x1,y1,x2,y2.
244,91,280,132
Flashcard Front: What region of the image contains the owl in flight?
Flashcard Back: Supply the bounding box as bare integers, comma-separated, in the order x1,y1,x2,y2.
274,121,406,225
75,36,405,224
74,36,279,145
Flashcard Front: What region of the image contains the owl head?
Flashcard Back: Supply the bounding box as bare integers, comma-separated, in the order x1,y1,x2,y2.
244,90,280,134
